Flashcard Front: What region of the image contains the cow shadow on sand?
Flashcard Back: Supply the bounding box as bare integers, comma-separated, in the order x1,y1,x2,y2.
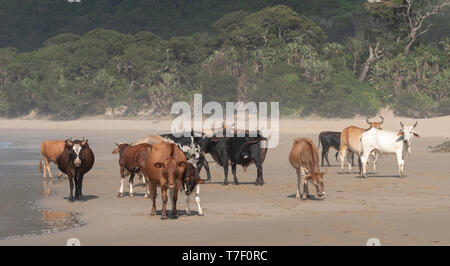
287,194,324,200
204,181,262,185
153,210,202,219
63,195,99,202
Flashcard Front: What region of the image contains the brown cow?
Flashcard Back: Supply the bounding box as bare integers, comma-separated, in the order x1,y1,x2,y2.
40,140,65,196
57,138,95,202
112,143,152,198
338,116,384,173
143,142,187,219
289,137,328,200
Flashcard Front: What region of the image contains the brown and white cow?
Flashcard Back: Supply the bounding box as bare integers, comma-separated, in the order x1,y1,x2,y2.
143,142,187,219
57,138,95,202
338,116,384,173
112,143,152,198
289,137,327,200
181,162,205,216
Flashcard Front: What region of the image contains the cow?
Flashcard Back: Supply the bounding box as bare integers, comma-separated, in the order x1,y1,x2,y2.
143,142,187,219
136,135,166,145
338,116,384,173
181,162,205,216
160,132,212,181
199,128,268,186
57,138,95,202
360,122,419,178
289,137,328,200
39,140,66,196
317,131,354,167
112,143,152,198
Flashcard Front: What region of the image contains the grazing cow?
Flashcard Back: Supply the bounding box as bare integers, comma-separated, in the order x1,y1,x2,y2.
112,143,152,197
360,122,419,178
160,132,212,181
57,139,95,202
289,138,327,200
181,162,205,216
143,142,187,219
317,131,354,167
200,128,268,185
339,116,384,173
40,140,65,179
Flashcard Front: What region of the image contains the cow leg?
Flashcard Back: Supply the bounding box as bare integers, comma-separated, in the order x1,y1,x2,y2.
339,148,346,173
195,184,203,216
223,162,229,185
321,147,326,167
351,152,355,166
360,152,369,178
171,182,180,219
149,181,157,215
128,173,135,197
296,169,301,199
118,168,125,197
396,150,404,177
231,164,238,185
78,175,84,201
185,193,192,215
346,151,353,173
160,184,168,219
197,156,212,181
370,152,378,174
68,176,74,202
325,149,331,166
255,158,264,186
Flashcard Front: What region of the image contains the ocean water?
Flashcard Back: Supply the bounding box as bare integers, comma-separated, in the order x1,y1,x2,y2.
0,140,82,239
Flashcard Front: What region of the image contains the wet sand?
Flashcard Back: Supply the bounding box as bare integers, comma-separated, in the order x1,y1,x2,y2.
0,113,449,245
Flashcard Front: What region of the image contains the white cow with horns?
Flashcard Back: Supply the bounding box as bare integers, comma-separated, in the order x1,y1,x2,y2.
360,121,420,178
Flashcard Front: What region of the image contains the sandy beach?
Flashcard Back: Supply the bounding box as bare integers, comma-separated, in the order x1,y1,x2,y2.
0,111,449,246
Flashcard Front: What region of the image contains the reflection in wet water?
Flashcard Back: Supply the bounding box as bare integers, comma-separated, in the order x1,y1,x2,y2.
40,209,84,235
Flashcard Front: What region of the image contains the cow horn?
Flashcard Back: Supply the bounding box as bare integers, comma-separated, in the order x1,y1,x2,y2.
115,143,120,147
366,117,371,124
379,116,384,124
413,121,418,128
400,121,404,127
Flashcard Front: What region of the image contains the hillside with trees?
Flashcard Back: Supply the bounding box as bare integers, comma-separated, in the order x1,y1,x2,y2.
0,0,448,119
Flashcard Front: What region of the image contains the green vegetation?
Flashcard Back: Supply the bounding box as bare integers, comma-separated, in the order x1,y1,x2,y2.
0,1,448,119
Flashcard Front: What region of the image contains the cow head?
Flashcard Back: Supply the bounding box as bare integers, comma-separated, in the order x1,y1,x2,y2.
182,163,204,195
398,122,419,153
111,142,131,154
154,159,186,190
366,116,384,129
65,138,89,168
307,168,328,199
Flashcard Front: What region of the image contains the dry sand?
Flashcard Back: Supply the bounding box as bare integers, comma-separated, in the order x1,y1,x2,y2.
0,112,449,246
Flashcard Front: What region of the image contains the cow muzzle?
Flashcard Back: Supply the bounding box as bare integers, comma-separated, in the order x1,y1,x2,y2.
317,192,327,199
74,158,81,167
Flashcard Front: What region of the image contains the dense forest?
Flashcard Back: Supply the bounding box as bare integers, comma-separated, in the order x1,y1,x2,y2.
0,0,449,119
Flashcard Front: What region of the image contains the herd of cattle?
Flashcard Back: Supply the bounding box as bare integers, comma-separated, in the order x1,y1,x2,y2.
38,118,419,219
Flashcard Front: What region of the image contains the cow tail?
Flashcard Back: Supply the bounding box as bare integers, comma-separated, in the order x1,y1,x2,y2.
39,156,43,173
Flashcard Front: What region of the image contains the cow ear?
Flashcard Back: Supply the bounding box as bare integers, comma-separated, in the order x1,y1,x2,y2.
397,132,404,136
112,148,119,154
154,162,164,168
322,167,328,175
177,161,186,168
211,137,218,142
197,179,205,184
413,132,420,138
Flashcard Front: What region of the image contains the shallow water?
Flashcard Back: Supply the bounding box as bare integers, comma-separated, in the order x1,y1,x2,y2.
0,139,82,239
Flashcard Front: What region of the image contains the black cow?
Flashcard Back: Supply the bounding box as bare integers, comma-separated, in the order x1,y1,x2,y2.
160,132,212,181
317,131,354,167
200,129,267,186
57,138,95,202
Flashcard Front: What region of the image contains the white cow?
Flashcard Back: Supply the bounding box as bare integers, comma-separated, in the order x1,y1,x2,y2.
360,122,419,178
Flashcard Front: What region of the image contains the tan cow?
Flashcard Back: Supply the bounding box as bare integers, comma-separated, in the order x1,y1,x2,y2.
338,116,384,173
136,135,166,145
40,140,66,195
289,137,327,200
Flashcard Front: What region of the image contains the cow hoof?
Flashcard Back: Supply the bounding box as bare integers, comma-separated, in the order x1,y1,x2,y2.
223,181,229,185
199,213,204,216
117,193,123,198
161,215,168,220
172,215,178,219
129,194,134,198
234,181,239,185
296,194,300,199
